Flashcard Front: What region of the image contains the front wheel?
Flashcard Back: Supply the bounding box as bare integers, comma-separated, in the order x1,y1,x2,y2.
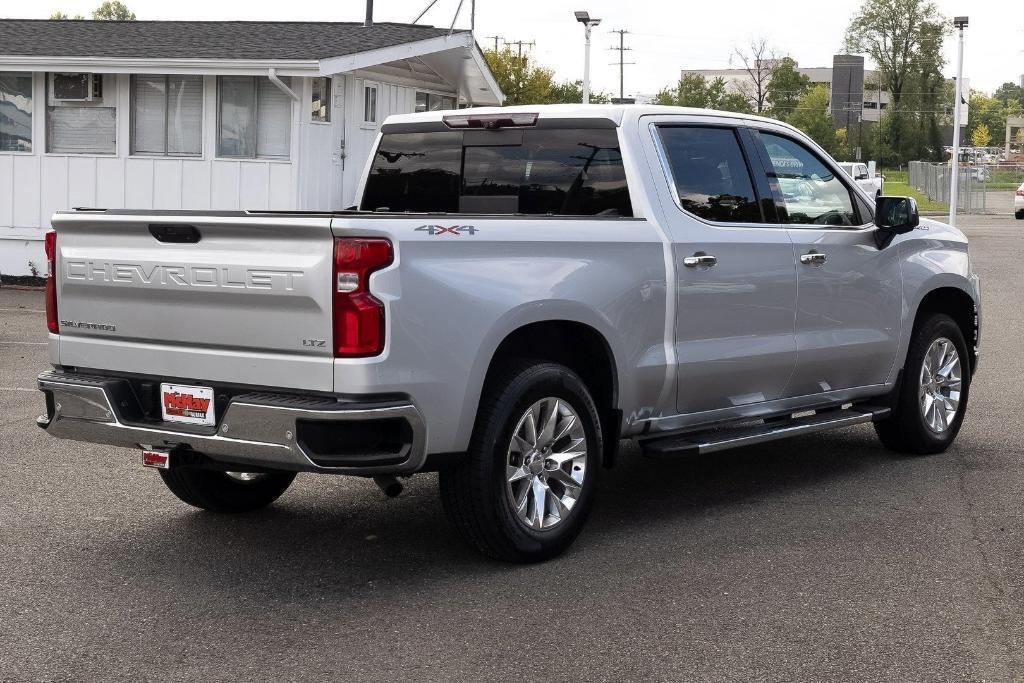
159,468,296,512
875,313,971,454
439,361,603,562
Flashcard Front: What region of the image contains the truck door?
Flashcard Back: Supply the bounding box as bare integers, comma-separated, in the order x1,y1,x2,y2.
645,121,799,415
746,129,902,395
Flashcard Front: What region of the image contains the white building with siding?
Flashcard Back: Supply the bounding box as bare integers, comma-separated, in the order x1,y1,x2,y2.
0,19,502,276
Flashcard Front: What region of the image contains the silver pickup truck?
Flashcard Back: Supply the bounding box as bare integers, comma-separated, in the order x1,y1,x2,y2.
37,105,981,562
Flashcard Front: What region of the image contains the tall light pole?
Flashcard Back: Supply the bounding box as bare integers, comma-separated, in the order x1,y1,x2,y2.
574,11,601,104
949,15,968,227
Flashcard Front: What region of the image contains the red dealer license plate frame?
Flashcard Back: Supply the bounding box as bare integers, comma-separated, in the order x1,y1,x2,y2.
160,383,216,427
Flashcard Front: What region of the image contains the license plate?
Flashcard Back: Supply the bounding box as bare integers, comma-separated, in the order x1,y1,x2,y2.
160,383,215,426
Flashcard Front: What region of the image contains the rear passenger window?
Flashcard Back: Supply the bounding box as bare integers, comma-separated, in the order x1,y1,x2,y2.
657,126,762,224
759,133,859,226
361,128,632,216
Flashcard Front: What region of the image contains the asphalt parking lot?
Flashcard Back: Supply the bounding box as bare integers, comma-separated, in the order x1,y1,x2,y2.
1,214,1022,681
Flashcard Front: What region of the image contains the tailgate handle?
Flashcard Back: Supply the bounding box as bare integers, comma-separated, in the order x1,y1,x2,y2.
149,224,201,244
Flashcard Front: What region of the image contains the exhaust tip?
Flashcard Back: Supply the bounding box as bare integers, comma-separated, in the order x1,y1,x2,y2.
372,474,403,498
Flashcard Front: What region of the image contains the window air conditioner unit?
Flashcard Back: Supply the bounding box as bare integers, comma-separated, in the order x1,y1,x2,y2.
50,73,101,102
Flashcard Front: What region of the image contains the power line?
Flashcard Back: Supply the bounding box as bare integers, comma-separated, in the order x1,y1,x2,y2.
608,29,634,100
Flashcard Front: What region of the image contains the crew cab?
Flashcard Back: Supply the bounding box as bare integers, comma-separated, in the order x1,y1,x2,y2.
37,105,981,562
838,161,884,197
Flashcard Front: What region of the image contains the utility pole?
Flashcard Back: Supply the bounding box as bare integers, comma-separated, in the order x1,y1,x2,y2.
608,29,633,100
949,16,968,227
507,39,535,61
484,35,504,52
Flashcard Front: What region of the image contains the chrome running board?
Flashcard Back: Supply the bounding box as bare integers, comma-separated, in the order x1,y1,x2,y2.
641,405,890,458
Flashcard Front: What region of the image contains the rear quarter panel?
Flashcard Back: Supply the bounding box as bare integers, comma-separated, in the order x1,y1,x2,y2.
329,216,670,454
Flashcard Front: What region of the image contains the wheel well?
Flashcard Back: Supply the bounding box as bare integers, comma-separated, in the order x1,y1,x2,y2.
913,287,978,372
485,321,619,466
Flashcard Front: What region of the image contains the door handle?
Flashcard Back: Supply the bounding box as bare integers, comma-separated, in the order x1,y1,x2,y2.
800,251,828,266
683,253,718,268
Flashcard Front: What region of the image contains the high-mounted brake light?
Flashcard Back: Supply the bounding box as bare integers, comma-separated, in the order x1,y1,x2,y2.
333,238,393,357
44,230,58,334
443,113,538,129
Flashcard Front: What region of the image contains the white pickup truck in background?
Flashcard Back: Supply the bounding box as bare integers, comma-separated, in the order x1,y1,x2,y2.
838,162,884,197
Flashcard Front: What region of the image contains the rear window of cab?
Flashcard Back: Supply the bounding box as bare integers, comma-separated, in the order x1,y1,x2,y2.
360,128,632,217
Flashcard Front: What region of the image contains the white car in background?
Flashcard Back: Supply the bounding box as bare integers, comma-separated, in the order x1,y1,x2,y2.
1015,182,1024,219
838,162,884,197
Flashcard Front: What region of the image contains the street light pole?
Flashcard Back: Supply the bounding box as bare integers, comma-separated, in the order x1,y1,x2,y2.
574,11,601,104
949,16,968,227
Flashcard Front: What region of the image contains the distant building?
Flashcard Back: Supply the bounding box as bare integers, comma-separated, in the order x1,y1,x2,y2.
682,54,891,122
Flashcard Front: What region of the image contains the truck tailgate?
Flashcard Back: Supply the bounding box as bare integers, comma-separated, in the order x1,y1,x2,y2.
52,212,337,392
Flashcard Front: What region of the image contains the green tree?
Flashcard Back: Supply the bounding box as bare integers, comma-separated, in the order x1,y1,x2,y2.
655,74,751,113
92,1,135,20
766,57,810,120
548,79,610,105
50,11,85,19
484,47,556,105
844,0,947,107
785,85,837,153
845,0,948,163
992,82,1024,111
971,123,992,148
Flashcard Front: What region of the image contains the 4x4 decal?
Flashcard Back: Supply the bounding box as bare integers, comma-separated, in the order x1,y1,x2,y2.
416,225,478,236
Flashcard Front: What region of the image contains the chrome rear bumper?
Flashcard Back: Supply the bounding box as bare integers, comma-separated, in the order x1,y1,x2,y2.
36,371,426,475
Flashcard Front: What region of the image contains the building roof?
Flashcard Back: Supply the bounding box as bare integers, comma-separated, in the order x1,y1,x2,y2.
0,19,462,61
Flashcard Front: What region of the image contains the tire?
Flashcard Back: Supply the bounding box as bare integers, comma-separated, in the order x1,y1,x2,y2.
1015,210,1024,220
874,313,971,455
158,467,296,513
439,360,603,562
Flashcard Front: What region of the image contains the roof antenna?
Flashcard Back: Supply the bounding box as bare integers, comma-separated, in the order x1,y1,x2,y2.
364,0,373,27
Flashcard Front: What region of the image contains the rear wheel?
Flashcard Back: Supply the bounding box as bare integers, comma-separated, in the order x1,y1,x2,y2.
439,361,602,562
159,467,296,512
875,313,971,454
1015,210,1024,220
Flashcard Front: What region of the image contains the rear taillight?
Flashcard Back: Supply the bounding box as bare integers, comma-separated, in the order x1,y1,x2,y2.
44,230,58,334
333,238,393,357
1016,189,1024,197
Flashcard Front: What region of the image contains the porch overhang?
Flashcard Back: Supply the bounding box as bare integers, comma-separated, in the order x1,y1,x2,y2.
319,33,503,106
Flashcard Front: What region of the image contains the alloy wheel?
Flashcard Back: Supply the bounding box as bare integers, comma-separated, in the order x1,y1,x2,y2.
505,397,588,530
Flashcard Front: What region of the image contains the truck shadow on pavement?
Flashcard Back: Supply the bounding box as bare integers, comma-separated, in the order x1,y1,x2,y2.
80,425,906,600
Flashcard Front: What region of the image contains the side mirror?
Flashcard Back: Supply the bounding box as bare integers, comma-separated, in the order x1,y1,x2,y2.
874,196,919,248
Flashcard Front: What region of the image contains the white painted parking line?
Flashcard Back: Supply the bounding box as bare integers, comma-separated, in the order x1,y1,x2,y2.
0,341,47,346
0,307,45,313
0,387,36,392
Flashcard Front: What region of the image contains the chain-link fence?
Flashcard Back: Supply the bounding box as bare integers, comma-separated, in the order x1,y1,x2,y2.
908,161,1024,215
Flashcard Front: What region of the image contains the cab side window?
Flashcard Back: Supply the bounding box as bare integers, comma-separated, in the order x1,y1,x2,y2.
657,126,762,224
759,133,859,226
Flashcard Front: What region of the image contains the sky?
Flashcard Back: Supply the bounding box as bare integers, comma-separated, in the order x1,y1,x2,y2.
1,0,1020,97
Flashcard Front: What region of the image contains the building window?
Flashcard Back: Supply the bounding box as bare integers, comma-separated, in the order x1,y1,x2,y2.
415,91,456,112
0,72,32,152
46,73,116,155
363,85,377,124
131,75,203,156
311,77,331,123
217,76,292,159
863,101,878,110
